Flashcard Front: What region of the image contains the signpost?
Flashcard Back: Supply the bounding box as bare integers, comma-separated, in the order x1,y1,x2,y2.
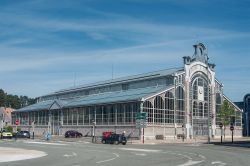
219,122,223,144
0,113,3,139
136,112,148,144
230,124,234,143
15,119,20,140
92,120,96,143
32,121,35,139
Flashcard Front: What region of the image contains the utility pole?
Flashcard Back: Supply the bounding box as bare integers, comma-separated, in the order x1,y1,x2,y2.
173,74,177,139
206,66,211,144
0,113,3,139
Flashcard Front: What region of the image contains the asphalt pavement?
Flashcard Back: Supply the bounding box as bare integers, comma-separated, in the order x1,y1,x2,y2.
1,138,250,166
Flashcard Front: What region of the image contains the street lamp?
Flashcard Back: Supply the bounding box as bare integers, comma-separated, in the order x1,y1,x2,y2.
0,113,3,139
92,120,96,143
172,74,178,139
206,66,211,144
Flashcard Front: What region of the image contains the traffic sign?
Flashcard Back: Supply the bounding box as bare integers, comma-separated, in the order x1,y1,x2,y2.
15,119,20,126
136,112,148,120
230,126,234,131
219,122,223,128
136,119,147,128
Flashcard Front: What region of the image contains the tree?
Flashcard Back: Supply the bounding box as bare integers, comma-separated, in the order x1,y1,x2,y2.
219,100,235,140
0,88,35,109
0,89,5,107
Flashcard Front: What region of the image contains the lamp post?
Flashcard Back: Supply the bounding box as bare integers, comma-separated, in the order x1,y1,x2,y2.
32,121,35,139
0,113,3,139
219,122,223,144
206,66,211,144
92,120,96,143
172,74,178,139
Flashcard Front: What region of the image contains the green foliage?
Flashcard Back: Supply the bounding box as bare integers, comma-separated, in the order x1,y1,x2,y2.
3,126,13,133
219,100,235,126
219,100,236,139
0,89,36,109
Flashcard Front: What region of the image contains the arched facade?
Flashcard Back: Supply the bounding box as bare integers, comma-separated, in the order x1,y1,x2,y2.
12,43,242,140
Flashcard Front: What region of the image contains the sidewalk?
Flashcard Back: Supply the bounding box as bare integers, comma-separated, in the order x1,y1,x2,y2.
0,147,47,163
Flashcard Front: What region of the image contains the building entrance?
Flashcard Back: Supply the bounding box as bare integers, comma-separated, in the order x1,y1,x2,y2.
193,118,208,136
51,110,60,135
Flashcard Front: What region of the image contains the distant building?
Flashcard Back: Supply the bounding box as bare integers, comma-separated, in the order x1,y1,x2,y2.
236,94,250,136
12,43,242,140
0,107,14,126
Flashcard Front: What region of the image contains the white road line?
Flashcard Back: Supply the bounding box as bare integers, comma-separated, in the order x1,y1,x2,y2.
177,154,193,160
96,153,119,164
25,141,67,146
211,161,227,166
63,152,77,158
131,152,147,156
119,148,161,153
198,154,206,159
178,160,204,166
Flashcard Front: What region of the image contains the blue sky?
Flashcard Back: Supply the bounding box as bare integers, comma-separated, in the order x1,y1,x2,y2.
0,0,249,101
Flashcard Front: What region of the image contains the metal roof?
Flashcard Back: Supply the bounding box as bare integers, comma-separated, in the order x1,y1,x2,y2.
15,85,171,112
43,67,183,97
16,100,55,112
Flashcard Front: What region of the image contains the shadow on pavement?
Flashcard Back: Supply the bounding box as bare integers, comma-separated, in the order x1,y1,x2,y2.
211,140,250,148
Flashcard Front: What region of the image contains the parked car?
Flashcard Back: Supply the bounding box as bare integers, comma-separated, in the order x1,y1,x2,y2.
13,131,31,138
102,133,127,145
65,130,82,138
0,130,13,139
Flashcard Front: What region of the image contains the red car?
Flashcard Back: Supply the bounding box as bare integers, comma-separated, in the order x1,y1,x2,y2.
65,130,83,138
101,131,114,143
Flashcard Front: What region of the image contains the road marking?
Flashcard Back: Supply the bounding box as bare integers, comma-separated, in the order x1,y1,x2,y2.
96,153,119,164
25,141,67,146
135,153,147,156
131,152,147,156
119,148,161,153
211,161,227,166
63,152,77,158
177,154,192,160
198,154,206,159
178,160,204,166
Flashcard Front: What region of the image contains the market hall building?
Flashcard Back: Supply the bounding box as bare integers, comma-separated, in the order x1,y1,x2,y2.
12,43,242,140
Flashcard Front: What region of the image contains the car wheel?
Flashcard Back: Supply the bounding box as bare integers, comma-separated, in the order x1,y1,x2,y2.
122,142,126,145
102,140,106,144
114,141,119,145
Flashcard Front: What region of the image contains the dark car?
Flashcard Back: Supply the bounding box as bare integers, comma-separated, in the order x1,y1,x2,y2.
102,133,127,145
14,131,31,138
65,130,82,138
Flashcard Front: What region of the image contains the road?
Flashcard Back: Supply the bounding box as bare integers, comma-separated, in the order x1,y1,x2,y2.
1,139,250,166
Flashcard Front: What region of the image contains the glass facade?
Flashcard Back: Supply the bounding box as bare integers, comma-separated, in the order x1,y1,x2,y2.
12,102,140,126
142,86,185,125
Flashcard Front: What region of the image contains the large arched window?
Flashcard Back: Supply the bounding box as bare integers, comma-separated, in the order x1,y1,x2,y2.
204,103,208,117
192,76,209,119
215,93,222,125
143,101,153,124
154,96,164,124
198,102,203,117
165,92,174,123
193,101,197,117
192,77,208,101
176,86,185,123
165,92,174,110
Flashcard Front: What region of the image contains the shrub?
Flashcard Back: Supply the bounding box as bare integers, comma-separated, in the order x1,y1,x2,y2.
3,126,13,132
